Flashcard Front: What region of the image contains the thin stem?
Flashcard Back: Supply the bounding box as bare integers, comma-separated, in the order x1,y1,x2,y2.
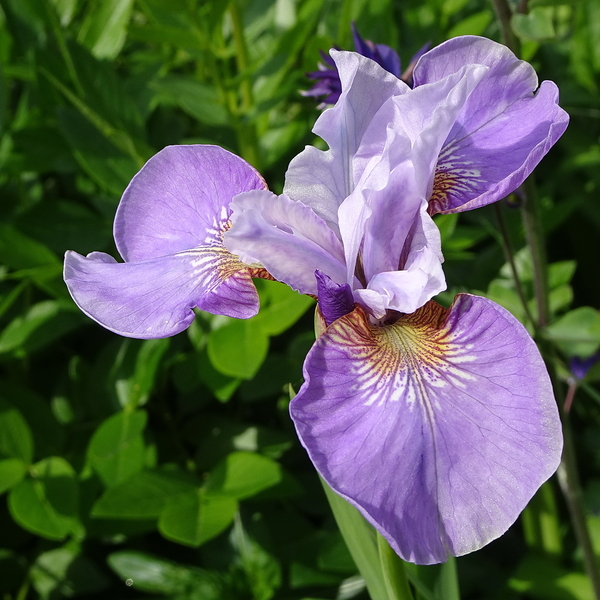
521,179,550,328
557,410,600,599
229,0,261,171
493,203,537,331
564,380,577,413
489,0,520,53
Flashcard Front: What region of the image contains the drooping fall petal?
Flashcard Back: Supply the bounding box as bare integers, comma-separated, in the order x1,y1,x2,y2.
290,294,562,564
65,145,267,337
64,246,259,338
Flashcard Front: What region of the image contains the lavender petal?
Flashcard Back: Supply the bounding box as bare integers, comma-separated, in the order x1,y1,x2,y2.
291,294,562,564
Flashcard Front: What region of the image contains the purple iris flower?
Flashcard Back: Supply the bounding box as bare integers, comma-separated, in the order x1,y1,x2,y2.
64,36,568,564
303,23,415,106
64,145,270,338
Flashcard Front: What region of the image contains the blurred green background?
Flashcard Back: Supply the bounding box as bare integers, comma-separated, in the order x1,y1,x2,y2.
1,0,600,598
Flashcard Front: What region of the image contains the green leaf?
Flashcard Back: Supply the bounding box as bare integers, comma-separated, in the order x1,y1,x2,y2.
231,515,282,600
0,223,59,270
509,554,593,600
377,533,414,600
78,0,135,59
0,458,28,494
50,0,79,26
57,107,140,195
321,479,388,600
8,457,79,541
0,300,85,356
548,261,577,289
0,399,34,463
30,544,110,599
150,76,229,126
546,307,600,357
159,489,238,547
207,318,269,379
447,10,493,37
114,339,170,409
205,451,282,499
91,470,197,519
255,280,314,336
87,410,147,487
107,550,225,598
512,7,556,41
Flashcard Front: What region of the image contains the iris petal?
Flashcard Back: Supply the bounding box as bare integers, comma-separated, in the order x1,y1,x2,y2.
114,145,266,262
284,51,409,232
413,36,569,214
64,243,259,338
225,190,348,295
291,294,561,564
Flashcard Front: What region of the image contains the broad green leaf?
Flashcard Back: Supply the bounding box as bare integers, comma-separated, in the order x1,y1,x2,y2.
8,457,79,541
78,0,135,59
546,307,600,357
207,318,269,379
57,107,139,195
0,399,34,463
197,349,241,402
255,279,314,336
50,0,79,26
0,458,28,494
231,514,282,600
205,451,282,499
30,544,110,599
107,550,224,598
0,223,59,270
150,76,228,126
158,489,238,547
509,554,593,599
0,300,85,356
548,261,577,289
0,381,65,457
87,410,147,487
115,339,170,409
447,10,493,37
91,470,197,519
512,7,556,41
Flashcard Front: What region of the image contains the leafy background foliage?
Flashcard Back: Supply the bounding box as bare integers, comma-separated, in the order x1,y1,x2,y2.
0,0,599,598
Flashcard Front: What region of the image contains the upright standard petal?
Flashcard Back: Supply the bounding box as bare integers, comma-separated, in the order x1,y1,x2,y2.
65,145,267,337
291,295,561,564
412,36,569,214
285,51,409,232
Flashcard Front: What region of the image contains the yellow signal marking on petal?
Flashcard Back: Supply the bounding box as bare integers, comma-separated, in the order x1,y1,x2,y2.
325,302,478,410
196,216,274,284
428,148,483,215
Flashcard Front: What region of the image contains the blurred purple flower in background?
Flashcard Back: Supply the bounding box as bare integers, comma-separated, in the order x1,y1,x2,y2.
303,23,427,106
64,36,568,564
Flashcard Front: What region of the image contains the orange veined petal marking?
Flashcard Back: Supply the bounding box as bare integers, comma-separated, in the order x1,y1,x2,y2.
428,148,486,215
324,301,478,409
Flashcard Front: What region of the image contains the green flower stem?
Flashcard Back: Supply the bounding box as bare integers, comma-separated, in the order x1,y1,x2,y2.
519,177,600,593
228,0,262,171
489,0,520,54
378,533,415,600
558,409,600,600
521,179,550,328
493,203,537,331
